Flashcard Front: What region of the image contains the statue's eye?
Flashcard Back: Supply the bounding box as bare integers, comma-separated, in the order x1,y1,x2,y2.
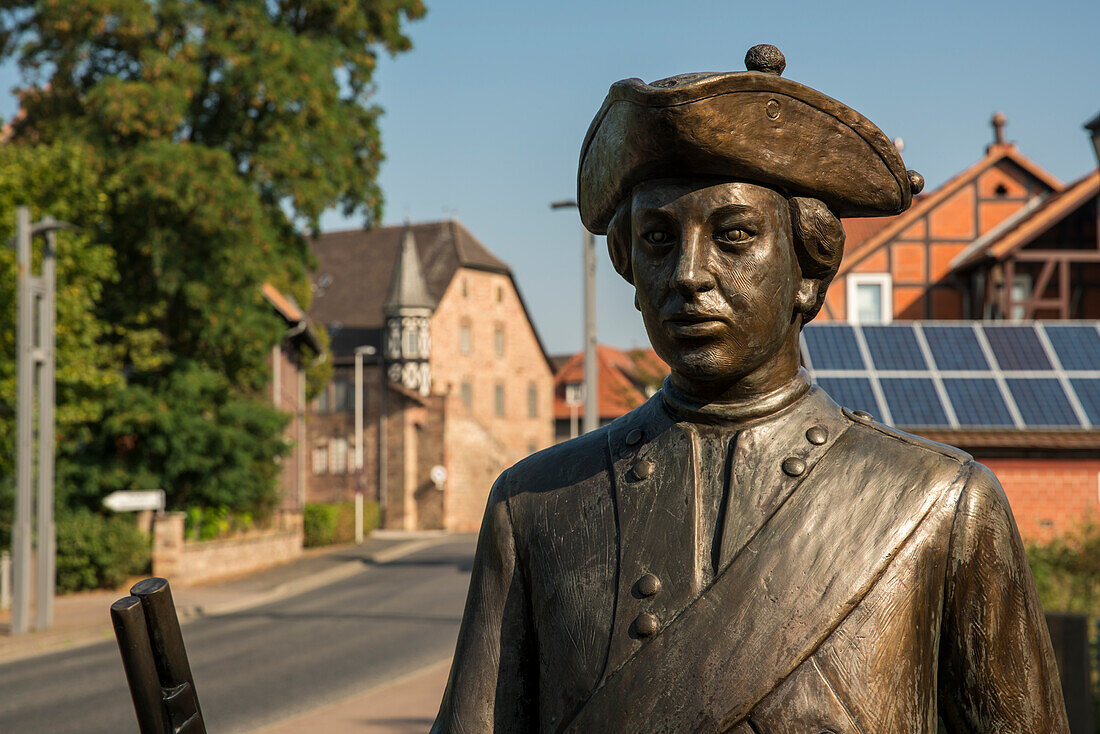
642,230,673,248
715,228,751,246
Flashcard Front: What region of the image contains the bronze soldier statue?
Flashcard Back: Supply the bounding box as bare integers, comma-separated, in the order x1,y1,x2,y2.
433,45,1069,733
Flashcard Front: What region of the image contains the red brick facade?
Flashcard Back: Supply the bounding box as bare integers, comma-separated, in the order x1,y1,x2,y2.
980,457,1100,543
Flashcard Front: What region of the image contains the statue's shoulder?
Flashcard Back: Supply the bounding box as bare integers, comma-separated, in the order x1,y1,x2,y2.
501,398,661,495
836,406,972,467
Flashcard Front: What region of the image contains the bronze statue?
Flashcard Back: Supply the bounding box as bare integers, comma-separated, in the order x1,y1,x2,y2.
433,46,1069,732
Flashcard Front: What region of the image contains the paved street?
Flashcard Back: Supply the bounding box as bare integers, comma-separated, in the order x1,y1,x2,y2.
0,537,475,734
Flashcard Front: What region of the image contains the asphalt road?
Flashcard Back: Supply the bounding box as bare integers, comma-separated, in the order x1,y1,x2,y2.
0,537,476,734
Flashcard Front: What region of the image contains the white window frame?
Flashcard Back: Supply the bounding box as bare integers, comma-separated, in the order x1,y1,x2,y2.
312,443,328,475
846,273,893,324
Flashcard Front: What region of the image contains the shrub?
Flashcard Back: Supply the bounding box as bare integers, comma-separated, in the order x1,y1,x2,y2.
304,500,380,547
56,509,150,593
1027,520,1100,617
303,503,339,548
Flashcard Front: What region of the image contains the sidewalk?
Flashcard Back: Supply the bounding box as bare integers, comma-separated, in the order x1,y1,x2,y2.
248,658,451,734
0,531,448,664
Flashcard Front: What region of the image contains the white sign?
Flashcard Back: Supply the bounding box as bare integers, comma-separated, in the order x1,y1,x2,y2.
430,465,447,488
103,490,165,513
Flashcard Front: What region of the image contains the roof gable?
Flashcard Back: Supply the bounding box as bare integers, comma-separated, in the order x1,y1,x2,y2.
310,219,509,331
954,169,1099,267
838,145,1061,276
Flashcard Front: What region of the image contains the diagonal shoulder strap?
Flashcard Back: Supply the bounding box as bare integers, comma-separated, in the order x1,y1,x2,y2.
563,425,970,733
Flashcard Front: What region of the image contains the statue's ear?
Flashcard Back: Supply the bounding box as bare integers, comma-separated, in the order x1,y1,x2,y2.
606,203,634,285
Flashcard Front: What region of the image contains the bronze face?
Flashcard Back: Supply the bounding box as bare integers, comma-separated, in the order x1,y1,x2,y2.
630,179,807,402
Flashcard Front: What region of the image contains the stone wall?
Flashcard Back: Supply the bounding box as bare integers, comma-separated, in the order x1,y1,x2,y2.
152,512,303,587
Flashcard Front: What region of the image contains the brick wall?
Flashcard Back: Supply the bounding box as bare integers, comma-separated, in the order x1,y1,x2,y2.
152,512,304,587
980,457,1100,543
270,345,306,512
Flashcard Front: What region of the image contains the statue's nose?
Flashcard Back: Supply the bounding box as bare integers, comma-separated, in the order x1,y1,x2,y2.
670,234,715,295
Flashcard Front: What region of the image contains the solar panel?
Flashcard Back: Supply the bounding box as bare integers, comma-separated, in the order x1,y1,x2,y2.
983,325,1052,371
803,321,1098,430
863,326,927,370
943,378,1015,427
802,325,864,370
880,378,950,426
815,377,879,416
1005,378,1080,427
1069,378,1100,425
922,325,989,371
1044,325,1100,370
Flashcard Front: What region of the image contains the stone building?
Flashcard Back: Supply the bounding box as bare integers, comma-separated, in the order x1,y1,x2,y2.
262,283,321,514
307,220,555,531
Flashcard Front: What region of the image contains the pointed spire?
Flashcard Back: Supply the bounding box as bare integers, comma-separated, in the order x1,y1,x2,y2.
385,226,435,312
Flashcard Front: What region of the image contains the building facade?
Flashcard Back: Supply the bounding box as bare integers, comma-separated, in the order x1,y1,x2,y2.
307,220,554,531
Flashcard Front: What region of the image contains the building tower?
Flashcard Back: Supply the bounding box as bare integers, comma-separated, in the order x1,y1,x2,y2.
384,227,436,396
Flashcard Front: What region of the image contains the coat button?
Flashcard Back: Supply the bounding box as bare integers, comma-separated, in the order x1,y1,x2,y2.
626,428,644,446
805,425,828,445
636,572,661,597
632,460,655,480
781,457,806,476
634,612,659,637
852,410,873,421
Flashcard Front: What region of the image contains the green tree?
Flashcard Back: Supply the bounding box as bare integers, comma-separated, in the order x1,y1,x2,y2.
0,141,121,542
0,0,424,514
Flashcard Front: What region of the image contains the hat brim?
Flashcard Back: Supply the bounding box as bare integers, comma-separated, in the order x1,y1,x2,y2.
578,72,911,234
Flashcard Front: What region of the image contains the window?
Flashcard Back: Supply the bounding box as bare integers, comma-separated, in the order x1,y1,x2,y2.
404,327,419,357
1010,273,1033,321
312,444,328,475
564,382,584,406
316,388,331,414
461,381,473,407
494,384,506,416
332,377,352,412
460,321,472,355
494,326,505,357
461,278,468,298
496,285,504,303
847,274,892,324
527,441,538,455
527,382,538,418
330,438,348,474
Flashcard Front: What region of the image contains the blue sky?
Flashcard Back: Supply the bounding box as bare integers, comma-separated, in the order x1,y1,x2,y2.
2,0,1099,354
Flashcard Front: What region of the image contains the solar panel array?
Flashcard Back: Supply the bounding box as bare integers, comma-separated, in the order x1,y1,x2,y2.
800,322,1100,429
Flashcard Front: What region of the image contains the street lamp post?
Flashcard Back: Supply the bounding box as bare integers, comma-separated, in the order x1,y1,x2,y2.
551,200,599,435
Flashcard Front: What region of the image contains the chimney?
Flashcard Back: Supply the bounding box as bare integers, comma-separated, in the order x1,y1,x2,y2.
1086,112,1100,169
988,111,1008,152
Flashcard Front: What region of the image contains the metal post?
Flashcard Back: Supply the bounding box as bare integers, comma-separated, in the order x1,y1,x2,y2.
1,550,11,611
35,219,56,630
582,228,598,434
12,206,33,636
354,346,375,473
354,493,364,545
551,200,599,435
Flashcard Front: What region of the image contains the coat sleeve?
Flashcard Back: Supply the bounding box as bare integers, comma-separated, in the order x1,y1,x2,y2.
938,461,1069,733
431,470,539,733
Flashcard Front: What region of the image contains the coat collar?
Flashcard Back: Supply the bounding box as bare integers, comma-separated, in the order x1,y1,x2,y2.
660,368,812,427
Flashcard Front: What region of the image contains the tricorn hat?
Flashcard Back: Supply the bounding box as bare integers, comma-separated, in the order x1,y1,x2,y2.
577,45,923,234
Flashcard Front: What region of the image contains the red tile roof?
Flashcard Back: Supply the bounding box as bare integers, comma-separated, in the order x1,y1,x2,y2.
553,344,669,420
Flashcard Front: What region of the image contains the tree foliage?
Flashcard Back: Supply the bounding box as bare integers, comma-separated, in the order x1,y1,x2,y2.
0,0,424,515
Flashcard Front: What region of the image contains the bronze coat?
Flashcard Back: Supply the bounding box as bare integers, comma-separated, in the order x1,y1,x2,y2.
432,388,1068,733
